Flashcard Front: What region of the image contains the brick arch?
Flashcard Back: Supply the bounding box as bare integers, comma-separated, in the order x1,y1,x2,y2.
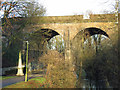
72,27,109,41
40,24,65,37
83,27,109,37
31,28,60,41
28,22,114,40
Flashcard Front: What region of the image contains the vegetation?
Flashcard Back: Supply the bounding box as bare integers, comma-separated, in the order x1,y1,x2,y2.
47,35,64,54
0,76,17,80
39,50,77,88
72,27,119,88
3,77,46,88
1,0,46,67
1,0,119,88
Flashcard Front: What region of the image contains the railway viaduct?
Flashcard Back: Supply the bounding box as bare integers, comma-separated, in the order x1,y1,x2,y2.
2,13,119,73
22,14,118,42
21,14,118,69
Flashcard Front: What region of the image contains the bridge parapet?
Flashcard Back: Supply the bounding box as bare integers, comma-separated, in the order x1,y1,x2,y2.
1,14,117,26
43,14,116,23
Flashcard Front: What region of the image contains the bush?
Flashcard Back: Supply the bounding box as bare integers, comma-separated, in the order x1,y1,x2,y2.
39,50,77,88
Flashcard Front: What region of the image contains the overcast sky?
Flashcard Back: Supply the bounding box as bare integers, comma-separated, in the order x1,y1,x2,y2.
0,0,116,18
38,0,116,16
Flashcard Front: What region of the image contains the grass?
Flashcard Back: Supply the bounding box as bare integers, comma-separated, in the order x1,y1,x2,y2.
0,76,17,80
3,77,46,88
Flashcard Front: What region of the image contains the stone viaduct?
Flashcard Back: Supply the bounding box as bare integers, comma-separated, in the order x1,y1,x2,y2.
2,14,118,43
22,14,118,42
21,14,118,69
2,13,119,73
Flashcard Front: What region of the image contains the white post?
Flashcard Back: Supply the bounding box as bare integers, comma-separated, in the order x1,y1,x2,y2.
16,51,24,76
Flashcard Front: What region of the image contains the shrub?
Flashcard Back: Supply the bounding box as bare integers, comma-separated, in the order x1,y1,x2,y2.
39,50,77,88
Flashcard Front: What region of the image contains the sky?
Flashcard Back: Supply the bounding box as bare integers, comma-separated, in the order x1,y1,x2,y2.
38,0,116,16
0,0,116,18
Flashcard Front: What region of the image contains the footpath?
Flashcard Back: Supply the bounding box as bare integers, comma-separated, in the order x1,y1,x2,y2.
0,74,43,88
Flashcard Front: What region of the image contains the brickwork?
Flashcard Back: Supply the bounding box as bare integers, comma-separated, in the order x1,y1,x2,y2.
26,22,115,40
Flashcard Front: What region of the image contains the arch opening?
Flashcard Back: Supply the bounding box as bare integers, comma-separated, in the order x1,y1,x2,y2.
47,35,65,54
24,28,60,71
73,27,109,41
84,27,109,38
71,27,113,88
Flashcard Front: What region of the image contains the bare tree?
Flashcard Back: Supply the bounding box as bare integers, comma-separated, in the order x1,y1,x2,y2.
0,0,46,18
1,0,46,67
